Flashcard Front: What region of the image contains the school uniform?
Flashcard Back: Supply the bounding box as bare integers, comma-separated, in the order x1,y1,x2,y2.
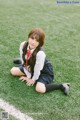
13,41,70,95
19,41,54,85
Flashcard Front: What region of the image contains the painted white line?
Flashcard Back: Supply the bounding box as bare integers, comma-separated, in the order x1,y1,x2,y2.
0,98,33,120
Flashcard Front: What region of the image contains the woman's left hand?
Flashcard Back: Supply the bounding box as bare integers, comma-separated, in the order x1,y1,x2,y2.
19,76,35,86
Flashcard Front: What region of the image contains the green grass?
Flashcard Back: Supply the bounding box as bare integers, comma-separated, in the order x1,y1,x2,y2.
0,0,80,120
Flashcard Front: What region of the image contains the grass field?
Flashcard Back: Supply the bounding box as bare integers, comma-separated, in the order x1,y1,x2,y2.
0,0,80,120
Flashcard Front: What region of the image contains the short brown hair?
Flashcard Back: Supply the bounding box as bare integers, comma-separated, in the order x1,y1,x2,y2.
28,28,45,47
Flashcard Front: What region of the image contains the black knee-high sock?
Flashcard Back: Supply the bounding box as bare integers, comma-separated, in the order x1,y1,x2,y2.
45,83,64,92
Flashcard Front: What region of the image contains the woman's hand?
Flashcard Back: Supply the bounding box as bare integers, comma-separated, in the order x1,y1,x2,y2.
19,76,35,86
19,76,27,82
26,78,35,86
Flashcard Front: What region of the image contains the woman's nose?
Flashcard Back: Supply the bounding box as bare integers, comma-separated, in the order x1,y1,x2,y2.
32,40,35,44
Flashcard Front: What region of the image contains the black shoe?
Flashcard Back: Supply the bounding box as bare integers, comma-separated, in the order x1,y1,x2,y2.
13,58,22,64
62,83,70,95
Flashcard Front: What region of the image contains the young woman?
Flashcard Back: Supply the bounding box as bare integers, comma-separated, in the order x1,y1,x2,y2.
10,28,70,95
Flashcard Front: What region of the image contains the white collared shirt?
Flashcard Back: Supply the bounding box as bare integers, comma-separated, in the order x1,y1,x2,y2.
19,41,46,81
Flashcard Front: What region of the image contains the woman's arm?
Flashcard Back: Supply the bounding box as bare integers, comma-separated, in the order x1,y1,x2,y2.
19,51,46,86
32,51,46,81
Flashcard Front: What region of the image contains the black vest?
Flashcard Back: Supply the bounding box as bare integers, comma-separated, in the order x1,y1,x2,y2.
22,42,54,79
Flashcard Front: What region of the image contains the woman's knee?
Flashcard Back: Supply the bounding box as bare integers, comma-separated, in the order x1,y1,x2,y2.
10,67,17,76
10,67,25,76
35,82,46,93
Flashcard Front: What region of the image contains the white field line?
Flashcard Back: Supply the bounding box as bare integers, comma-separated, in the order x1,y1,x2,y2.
0,98,33,120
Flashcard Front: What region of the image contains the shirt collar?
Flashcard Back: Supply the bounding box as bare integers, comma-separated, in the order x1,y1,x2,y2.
27,45,35,54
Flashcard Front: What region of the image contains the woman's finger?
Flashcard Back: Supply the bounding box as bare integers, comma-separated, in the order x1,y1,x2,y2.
26,82,30,86
21,79,25,82
19,76,24,80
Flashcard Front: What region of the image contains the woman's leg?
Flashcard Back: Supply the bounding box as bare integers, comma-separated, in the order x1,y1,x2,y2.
35,82,62,94
35,82,70,95
10,67,25,76
36,82,46,93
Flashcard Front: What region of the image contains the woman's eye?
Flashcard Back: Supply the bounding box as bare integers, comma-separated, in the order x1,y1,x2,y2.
31,37,34,39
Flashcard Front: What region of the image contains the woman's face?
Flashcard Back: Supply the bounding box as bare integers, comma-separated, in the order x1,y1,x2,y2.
28,37,39,50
